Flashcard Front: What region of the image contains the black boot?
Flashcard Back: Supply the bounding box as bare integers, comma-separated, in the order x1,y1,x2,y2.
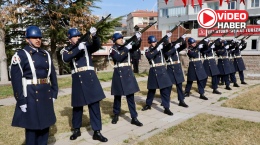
164,108,174,116
213,89,222,94
200,94,208,100
179,101,189,108
111,114,119,124
233,83,240,87
131,118,143,126
70,128,81,140
184,92,190,97
141,105,151,111
93,130,108,142
225,86,232,90
241,81,247,85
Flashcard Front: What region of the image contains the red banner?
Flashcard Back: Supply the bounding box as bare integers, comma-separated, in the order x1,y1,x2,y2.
175,0,246,7
198,25,260,37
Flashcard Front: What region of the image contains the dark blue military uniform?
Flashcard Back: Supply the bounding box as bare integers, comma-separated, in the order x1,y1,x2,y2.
61,36,105,131
232,40,247,83
184,45,207,95
130,38,142,73
163,38,186,103
216,42,232,89
110,44,140,118
144,45,172,109
10,45,58,145
201,42,220,91
227,42,238,85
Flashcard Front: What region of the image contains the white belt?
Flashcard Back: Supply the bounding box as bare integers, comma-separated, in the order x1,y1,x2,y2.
190,58,201,62
26,78,50,85
72,66,95,74
150,63,165,67
114,63,130,68
218,56,229,59
234,55,242,58
206,56,215,60
167,61,179,65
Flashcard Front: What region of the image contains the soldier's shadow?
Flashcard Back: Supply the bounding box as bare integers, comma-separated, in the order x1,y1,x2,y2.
60,107,90,132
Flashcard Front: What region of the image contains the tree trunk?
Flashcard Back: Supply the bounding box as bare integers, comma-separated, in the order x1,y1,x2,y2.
0,29,9,82
50,38,60,75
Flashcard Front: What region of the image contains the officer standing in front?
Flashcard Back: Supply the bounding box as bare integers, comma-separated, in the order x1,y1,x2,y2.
141,35,174,115
184,38,208,100
10,26,58,145
163,34,189,107
110,33,143,126
61,27,107,142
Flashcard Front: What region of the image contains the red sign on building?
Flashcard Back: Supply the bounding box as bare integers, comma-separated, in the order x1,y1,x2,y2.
198,25,260,37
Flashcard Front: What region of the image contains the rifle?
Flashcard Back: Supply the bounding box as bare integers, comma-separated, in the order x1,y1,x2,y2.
235,33,244,38
123,21,157,47
68,14,111,50
245,34,254,39
197,29,218,45
154,21,184,49
222,30,230,37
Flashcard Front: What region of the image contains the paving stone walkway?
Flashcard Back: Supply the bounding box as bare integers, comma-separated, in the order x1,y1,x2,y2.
1,76,260,145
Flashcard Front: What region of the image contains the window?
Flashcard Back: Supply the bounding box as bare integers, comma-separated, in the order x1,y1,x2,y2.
149,17,154,20
252,40,257,49
208,2,219,10
160,8,168,17
194,5,201,13
228,1,236,9
160,7,186,17
252,0,260,7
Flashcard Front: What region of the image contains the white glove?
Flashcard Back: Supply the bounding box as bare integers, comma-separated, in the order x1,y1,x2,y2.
20,104,27,112
174,43,180,49
126,43,132,50
166,32,172,38
237,40,241,43
135,32,142,39
89,27,97,36
78,42,86,50
157,44,163,51
198,44,203,49
181,34,187,39
204,38,209,43
232,38,237,42
239,45,242,49
211,43,215,49
52,98,56,103
225,45,229,49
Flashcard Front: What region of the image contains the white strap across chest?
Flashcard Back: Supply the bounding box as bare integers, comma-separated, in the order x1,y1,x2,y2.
23,49,51,84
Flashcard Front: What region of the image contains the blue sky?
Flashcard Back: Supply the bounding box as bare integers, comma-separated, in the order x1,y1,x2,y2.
91,0,158,17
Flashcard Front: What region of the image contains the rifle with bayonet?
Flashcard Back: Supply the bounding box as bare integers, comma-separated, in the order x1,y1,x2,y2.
154,21,184,49
123,21,157,47
68,14,111,51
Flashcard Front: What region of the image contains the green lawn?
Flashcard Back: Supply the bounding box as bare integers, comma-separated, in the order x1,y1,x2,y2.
0,71,148,99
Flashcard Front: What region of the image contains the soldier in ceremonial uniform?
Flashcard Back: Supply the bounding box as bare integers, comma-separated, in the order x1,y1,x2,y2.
184,38,208,100
227,39,240,87
10,26,58,145
109,33,143,126
61,27,107,142
163,34,189,107
130,39,142,73
141,35,174,115
232,39,247,84
201,38,221,94
216,40,232,90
